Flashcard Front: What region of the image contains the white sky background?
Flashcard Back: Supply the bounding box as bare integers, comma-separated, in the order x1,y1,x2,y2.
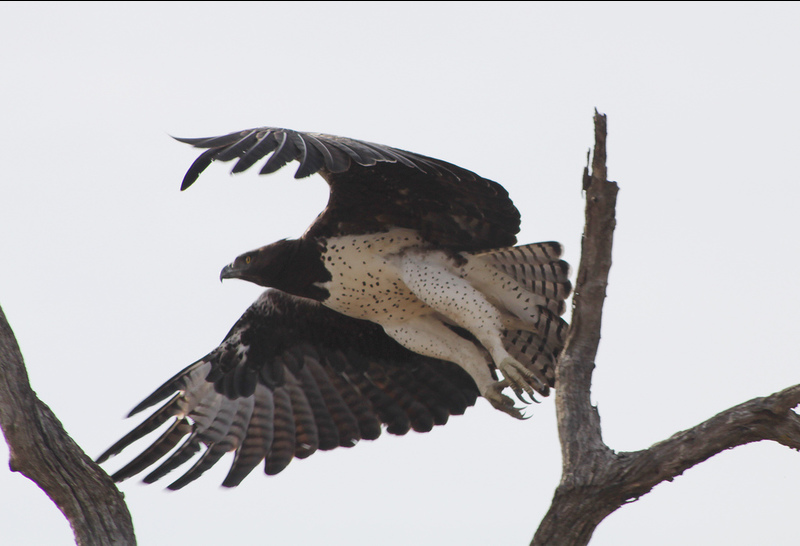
1,2,799,544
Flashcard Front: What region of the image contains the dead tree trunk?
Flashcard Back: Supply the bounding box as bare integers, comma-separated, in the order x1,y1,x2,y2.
531,111,800,545
0,305,136,545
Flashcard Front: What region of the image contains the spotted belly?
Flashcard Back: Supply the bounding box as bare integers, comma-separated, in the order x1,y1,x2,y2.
317,230,433,324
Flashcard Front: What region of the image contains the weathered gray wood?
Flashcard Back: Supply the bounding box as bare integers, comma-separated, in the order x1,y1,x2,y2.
0,305,136,545
532,111,800,545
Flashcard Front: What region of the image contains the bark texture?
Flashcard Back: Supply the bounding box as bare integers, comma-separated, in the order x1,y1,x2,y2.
531,111,800,545
0,305,136,545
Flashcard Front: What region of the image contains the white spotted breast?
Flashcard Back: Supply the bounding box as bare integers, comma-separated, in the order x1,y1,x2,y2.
316,228,432,324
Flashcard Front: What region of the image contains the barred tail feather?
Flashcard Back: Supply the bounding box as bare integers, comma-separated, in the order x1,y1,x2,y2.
500,329,556,396
473,241,566,266
469,241,572,397
481,242,571,303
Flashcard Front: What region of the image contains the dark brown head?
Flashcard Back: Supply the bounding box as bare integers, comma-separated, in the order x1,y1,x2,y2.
220,238,331,301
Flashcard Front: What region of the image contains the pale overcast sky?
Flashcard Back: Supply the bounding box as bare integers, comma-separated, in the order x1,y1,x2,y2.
1,2,799,545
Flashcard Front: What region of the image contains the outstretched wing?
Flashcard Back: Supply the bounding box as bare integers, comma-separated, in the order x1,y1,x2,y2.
174,127,521,251
97,290,479,490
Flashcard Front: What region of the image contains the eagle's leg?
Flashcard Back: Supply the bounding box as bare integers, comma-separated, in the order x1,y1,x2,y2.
459,258,568,343
382,317,524,419
399,253,542,403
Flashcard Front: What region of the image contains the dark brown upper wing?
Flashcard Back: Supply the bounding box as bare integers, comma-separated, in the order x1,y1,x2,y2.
175,128,521,251
97,289,479,490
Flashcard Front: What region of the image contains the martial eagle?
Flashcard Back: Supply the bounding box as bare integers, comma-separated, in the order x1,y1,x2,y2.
98,128,571,489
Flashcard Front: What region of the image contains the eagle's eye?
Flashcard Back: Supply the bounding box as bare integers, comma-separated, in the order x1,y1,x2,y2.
245,255,252,265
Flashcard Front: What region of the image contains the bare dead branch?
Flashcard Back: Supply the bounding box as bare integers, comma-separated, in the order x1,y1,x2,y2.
617,383,800,499
555,110,618,472
531,112,800,546
0,305,136,545
532,110,620,546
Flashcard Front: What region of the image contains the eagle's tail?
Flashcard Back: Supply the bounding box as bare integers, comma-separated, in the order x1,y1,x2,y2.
470,242,572,396
473,241,572,314
500,328,559,396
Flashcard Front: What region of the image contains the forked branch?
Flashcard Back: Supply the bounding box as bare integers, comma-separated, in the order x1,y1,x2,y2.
531,111,800,546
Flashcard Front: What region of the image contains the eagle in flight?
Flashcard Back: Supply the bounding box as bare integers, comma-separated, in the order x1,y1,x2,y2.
98,128,571,489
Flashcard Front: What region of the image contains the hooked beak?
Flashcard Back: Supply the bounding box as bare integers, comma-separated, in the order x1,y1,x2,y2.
219,262,239,282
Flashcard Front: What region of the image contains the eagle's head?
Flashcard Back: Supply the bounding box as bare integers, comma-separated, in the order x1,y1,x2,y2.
219,238,331,301
220,239,295,288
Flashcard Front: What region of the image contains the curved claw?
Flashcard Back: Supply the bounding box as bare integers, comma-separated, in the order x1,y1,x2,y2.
513,388,532,405
497,356,540,401
483,381,526,420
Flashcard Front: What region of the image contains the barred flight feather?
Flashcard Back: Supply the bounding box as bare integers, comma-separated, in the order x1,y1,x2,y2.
283,376,319,459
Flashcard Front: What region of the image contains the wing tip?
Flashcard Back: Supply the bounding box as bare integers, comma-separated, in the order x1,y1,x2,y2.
170,134,196,145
